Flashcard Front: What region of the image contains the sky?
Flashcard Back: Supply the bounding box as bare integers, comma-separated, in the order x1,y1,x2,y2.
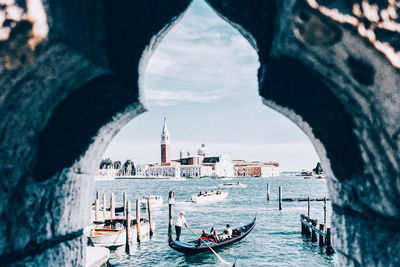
103,0,320,171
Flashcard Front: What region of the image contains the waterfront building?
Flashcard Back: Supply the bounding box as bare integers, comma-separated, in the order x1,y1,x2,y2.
96,168,119,178
145,118,279,179
234,160,280,177
180,165,213,178
135,163,149,176
197,143,208,156
179,155,203,165
260,164,280,177
213,153,235,177
147,164,180,177
161,117,171,165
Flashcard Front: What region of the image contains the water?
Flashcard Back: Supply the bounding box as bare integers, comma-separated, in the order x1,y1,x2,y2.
93,176,337,266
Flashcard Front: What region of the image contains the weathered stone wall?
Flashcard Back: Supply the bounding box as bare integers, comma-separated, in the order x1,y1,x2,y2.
206,0,400,265
0,0,190,265
0,0,399,266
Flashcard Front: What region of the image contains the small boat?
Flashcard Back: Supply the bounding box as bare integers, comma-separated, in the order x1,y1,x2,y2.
220,177,234,180
87,218,154,248
140,195,163,209
219,182,247,188
169,216,256,254
190,190,228,204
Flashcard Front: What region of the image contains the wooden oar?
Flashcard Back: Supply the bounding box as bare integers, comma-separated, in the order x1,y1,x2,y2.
185,225,232,266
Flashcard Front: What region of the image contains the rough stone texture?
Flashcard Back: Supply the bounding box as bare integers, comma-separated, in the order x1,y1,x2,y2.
0,0,190,266
207,0,400,265
0,0,399,266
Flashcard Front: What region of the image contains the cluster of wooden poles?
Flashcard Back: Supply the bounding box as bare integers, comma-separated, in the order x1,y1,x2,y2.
300,196,334,255
266,183,334,255
93,192,153,252
266,183,330,210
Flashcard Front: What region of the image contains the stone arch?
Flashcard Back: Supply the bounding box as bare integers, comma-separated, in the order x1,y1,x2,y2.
0,0,399,266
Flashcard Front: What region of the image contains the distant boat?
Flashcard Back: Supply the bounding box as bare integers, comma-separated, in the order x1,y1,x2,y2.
140,195,163,209
190,190,228,203
169,216,256,254
220,177,234,180
87,218,154,248
219,182,247,188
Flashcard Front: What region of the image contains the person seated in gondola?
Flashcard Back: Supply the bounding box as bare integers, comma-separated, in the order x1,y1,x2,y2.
196,229,216,246
216,188,221,195
196,230,208,246
201,229,208,238
232,229,241,237
212,229,220,242
221,230,229,241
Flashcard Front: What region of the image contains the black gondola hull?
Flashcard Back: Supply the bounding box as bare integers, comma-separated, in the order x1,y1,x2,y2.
169,217,256,255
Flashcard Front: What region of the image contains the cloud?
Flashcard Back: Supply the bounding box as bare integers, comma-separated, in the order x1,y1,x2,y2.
145,88,231,106
142,0,259,107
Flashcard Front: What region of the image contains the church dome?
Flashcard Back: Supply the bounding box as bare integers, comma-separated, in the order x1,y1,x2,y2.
197,143,208,155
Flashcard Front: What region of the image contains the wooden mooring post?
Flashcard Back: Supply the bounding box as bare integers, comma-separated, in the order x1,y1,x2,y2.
319,224,326,246
125,200,131,253
326,228,335,255
300,208,333,255
147,198,153,236
168,191,175,243
324,197,327,225
123,192,127,217
110,193,115,221
307,196,310,217
279,186,282,210
301,214,306,235
267,183,270,201
96,191,99,200
305,219,311,238
311,219,318,242
102,194,106,221
94,199,100,222
136,199,141,242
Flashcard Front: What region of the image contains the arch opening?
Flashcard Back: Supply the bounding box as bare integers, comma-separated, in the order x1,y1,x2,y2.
94,0,332,265
1,0,399,266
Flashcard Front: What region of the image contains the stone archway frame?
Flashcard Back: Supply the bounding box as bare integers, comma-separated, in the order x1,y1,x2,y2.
1,0,399,266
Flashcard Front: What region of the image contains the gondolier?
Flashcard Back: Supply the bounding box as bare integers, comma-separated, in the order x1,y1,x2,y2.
175,211,188,241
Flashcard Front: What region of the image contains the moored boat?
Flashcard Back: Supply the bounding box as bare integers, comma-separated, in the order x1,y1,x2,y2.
140,195,163,209
87,218,154,248
219,182,247,188
169,216,256,254
190,189,228,203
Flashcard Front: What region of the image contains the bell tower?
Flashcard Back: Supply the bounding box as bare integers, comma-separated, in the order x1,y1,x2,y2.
161,117,170,165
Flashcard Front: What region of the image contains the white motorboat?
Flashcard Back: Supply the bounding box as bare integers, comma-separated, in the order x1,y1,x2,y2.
190,190,228,204
140,195,163,209
87,219,154,248
219,182,248,188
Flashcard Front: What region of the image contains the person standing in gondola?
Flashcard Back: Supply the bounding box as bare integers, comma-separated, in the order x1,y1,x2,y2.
175,211,187,241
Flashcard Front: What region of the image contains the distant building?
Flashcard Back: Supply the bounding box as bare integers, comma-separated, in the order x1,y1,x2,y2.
260,164,280,177
234,160,280,177
148,164,180,177
213,153,235,177
161,117,170,165
180,165,213,178
135,163,149,176
145,118,279,178
96,168,119,178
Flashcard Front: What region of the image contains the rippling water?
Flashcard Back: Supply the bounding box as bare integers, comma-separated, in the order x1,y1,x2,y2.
93,176,337,266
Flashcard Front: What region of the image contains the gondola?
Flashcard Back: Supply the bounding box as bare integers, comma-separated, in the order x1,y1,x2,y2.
169,216,256,254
